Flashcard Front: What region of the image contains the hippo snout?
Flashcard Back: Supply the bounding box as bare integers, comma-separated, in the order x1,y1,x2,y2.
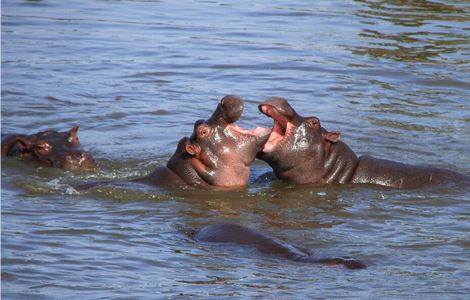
259,96,299,122
63,152,97,171
209,95,244,125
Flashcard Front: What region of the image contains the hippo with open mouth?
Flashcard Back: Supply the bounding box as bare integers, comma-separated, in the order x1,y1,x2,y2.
136,95,271,188
79,95,271,189
257,97,468,189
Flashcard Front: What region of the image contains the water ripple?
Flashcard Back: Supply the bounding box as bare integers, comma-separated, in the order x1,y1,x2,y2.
2,0,469,299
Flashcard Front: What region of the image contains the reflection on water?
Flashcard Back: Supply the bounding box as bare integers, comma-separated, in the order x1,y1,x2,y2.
2,0,470,299
353,0,469,63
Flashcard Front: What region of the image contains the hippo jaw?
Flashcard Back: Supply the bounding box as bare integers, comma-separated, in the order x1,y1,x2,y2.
182,95,271,188
257,97,324,180
258,102,297,154
226,124,271,159
59,151,97,171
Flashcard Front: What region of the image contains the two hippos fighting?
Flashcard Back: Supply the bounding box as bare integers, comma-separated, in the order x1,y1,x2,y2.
3,95,468,270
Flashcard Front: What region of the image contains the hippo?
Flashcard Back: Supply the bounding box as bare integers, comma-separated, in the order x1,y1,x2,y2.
78,95,271,190
1,126,97,171
195,223,366,269
257,97,468,189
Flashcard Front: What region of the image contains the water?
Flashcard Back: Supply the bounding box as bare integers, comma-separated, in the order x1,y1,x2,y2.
2,0,470,298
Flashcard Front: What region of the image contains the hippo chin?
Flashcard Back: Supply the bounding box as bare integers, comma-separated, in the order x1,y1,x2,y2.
79,95,271,190
195,223,366,270
1,126,97,171
257,97,468,189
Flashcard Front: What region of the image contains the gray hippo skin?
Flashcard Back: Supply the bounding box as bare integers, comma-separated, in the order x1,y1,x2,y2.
257,97,468,189
79,95,270,189
1,126,97,171
195,223,366,269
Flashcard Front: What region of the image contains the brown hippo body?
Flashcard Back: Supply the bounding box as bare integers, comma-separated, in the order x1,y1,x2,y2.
1,126,96,171
195,223,366,269
79,95,270,190
132,137,212,189
257,97,468,189
352,155,467,189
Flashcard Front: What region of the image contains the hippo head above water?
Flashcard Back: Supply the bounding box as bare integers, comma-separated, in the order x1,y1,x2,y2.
257,97,469,188
167,95,271,188
257,97,343,184
1,126,97,171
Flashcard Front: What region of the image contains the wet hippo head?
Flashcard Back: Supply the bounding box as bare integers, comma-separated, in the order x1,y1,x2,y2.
12,126,97,171
256,97,470,187
182,95,271,187
257,97,341,183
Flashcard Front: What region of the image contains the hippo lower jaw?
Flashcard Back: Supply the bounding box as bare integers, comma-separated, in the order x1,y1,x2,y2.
258,104,293,153
227,124,272,152
61,153,97,171
262,121,285,153
227,124,271,138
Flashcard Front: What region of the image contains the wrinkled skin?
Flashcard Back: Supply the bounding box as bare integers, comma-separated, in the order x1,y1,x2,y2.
80,95,271,190
195,223,366,269
257,97,469,188
1,126,97,171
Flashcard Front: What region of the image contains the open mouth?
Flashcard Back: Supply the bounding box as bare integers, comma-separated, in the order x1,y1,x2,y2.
259,104,289,152
228,124,271,138
214,95,272,139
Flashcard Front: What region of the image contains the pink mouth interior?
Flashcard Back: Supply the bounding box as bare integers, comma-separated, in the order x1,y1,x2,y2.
259,104,288,152
228,124,271,137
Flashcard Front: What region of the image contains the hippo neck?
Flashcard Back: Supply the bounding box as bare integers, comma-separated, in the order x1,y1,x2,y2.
166,152,211,188
269,141,359,184
320,141,359,184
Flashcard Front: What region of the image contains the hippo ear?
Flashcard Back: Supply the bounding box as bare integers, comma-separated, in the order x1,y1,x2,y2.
323,131,341,143
185,143,201,156
67,126,80,144
15,137,33,152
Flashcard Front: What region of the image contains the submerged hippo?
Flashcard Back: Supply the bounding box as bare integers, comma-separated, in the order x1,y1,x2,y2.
195,223,366,269
79,95,271,189
257,97,468,189
1,126,97,171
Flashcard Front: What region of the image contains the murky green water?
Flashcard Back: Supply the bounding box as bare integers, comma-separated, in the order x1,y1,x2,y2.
2,0,469,298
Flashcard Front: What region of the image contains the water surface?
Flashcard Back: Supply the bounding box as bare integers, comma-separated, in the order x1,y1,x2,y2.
2,0,470,298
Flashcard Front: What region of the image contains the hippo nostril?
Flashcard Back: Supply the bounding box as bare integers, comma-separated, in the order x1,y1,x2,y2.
209,95,244,125
220,95,242,106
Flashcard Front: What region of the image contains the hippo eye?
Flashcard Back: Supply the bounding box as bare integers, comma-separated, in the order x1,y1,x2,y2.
197,125,211,138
